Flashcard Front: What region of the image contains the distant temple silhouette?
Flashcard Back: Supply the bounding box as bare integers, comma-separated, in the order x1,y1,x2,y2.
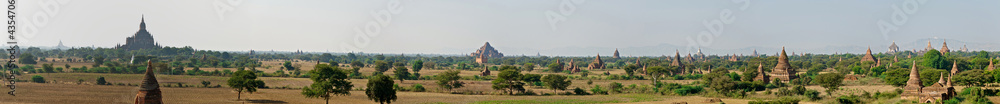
117,15,162,50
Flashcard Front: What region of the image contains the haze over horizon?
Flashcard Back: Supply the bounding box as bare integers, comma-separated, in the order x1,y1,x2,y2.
7,0,1000,56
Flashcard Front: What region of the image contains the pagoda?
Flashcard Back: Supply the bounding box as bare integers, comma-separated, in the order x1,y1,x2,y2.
588,54,604,69
861,46,877,62
768,47,796,81
135,60,163,104
117,15,163,50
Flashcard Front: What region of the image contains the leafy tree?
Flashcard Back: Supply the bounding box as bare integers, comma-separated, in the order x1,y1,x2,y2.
365,74,397,104
393,67,410,83
412,60,423,72
523,63,535,72
882,67,909,87
374,60,390,72
42,63,54,73
283,61,295,71
815,73,845,96
351,61,365,68
623,64,638,77
228,70,265,100
492,69,525,95
547,62,563,73
31,75,44,83
435,70,464,91
703,68,737,96
423,61,436,70
96,76,107,85
19,54,37,64
302,64,353,104
201,80,212,87
542,74,571,93
955,70,992,86
922,49,948,69
646,66,672,83
976,51,990,59
609,82,624,93
521,74,542,84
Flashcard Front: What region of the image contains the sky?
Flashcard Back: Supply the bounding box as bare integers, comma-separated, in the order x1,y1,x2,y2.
5,0,1000,56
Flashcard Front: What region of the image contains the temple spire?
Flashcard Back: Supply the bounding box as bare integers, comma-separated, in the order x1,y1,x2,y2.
906,60,922,87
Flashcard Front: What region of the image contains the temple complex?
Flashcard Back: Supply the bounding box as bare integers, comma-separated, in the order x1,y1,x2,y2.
470,42,504,58
900,61,955,103
567,59,580,73
588,54,604,69
941,40,951,54
135,61,163,104
117,16,163,50
768,47,796,81
475,53,488,64
728,54,739,61
861,47,877,62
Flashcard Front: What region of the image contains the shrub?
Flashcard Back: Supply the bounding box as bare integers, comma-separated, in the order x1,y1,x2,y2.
31,75,45,83
836,95,862,104
748,97,800,104
412,84,426,92
609,82,623,93
804,90,821,100
673,85,703,96
590,85,608,95
573,87,590,95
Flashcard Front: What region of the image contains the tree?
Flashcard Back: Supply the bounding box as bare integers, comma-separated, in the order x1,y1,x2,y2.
436,70,464,91
31,75,44,83
882,67,909,87
922,49,948,69
366,74,397,104
228,70,265,100
955,70,992,86
19,54,37,64
646,66,673,83
542,74,571,93
96,76,107,85
283,61,295,71
815,73,845,96
302,64,354,104
374,60,390,72
609,82,624,93
201,80,212,87
351,61,365,68
523,63,535,72
492,69,525,95
393,67,410,83
703,68,737,96
423,61,436,70
623,64,638,77
547,62,563,72
412,60,423,72
42,63,54,73
521,74,543,84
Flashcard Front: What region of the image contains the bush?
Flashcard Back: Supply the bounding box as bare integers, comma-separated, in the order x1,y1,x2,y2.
573,87,590,95
673,85,703,96
748,97,800,104
836,95,862,104
412,84,426,92
804,90,821,100
590,85,608,95
31,75,45,83
609,82,623,93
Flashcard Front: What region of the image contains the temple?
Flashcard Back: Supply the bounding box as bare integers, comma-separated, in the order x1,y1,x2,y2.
117,16,163,50
753,63,769,84
612,49,620,59
470,42,503,58
670,50,684,75
861,47,877,62
588,54,604,69
135,61,163,104
900,61,955,103
768,47,796,81
888,41,899,53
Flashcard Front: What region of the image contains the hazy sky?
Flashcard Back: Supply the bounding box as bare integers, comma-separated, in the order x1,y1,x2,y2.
6,0,1000,55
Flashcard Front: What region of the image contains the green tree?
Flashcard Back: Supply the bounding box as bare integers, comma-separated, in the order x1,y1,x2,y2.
882,67,909,87
19,54,37,64
542,74,571,93
351,61,365,68
283,61,295,71
976,51,990,59
393,67,410,83
703,68,737,96
302,64,354,104
646,66,673,83
92,55,104,67
96,76,107,85
365,74,397,104
547,62,563,73
815,73,845,96
42,63,54,73
423,61,436,70
31,75,44,83
623,64,638,77
228,70,265,100
374,60,390,72
521,74,542,84
435,70,464,91
412,60,423,72
492,69,525,95
523,63,535,72
954,70,992,86
922,49,948,69
609,82,624,93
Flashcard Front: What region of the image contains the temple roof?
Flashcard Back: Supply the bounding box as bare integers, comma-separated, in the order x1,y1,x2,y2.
861,46,877,62
889,41,899,49
941,40,950,53
139,60,159,91
906,60,922,87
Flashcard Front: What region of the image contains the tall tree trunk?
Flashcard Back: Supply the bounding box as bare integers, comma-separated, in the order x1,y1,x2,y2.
237,89,242,100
